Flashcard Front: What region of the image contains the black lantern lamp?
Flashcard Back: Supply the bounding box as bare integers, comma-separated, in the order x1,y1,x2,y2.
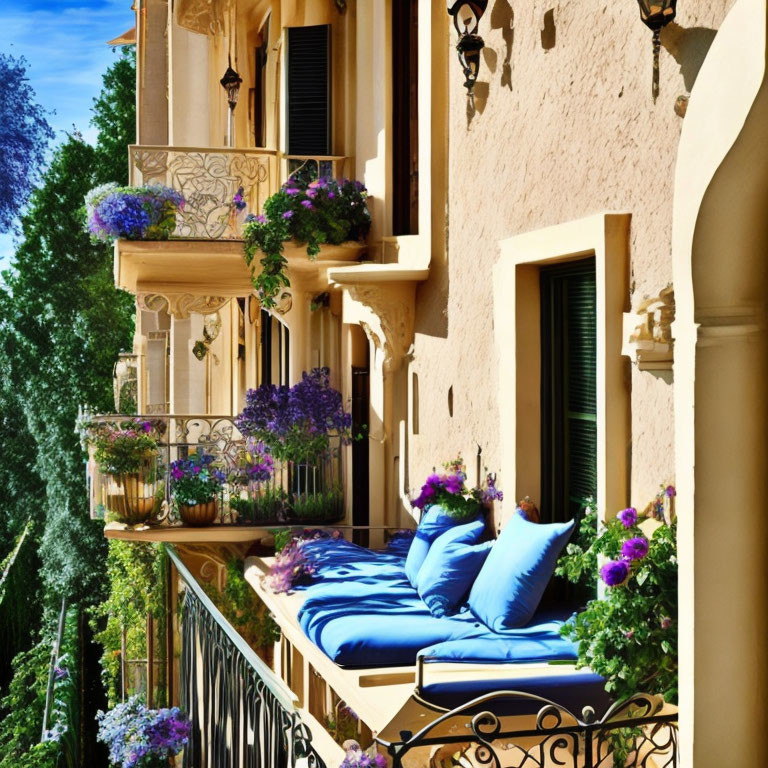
636,0,678,100
220,56,243,111
447,1,488,95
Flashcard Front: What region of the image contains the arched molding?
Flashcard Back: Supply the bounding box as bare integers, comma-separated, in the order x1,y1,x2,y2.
671,0,768,763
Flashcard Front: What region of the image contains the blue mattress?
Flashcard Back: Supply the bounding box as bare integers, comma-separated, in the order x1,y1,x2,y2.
296,539,579,668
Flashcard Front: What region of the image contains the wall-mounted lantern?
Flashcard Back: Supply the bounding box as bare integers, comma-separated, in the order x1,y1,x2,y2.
446,1,488,95
636,0,677,101
220,57,243,146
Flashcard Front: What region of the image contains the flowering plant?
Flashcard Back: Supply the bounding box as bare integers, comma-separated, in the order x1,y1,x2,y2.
86,419,159,476
243,176,370,308
339,741,387,768
229,438,275,487
86,183,185,242
411,458,503,519
267,529,342,592
96,696,190,768
169,451,226,506
235,367,353,463
557,486,678,703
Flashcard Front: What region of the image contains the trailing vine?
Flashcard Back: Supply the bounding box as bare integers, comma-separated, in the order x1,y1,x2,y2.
201,558,280,652
242,176,370,308
89,541,168,707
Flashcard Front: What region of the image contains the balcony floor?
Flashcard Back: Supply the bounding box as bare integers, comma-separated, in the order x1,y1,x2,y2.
104,522,273,543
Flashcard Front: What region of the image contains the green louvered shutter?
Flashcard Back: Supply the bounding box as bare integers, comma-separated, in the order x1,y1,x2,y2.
540,258,597,524
286,25,331,156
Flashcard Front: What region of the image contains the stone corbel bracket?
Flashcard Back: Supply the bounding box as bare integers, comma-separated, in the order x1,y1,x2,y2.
622,286,675,370
344,283,416,373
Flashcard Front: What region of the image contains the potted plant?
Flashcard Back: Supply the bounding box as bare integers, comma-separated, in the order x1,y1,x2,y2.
86,419,161,525
411,457,504,520
234,368,352,523
242,176,370,308
96,696,190,768
169,451,226,526
86,182,185,242
228,438,278,523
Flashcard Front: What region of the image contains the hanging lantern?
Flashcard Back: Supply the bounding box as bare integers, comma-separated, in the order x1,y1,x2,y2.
446,1,488,95
636,0,678,100
220,57,243,111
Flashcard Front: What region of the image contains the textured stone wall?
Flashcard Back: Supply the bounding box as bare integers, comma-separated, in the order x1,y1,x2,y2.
410,0,734,512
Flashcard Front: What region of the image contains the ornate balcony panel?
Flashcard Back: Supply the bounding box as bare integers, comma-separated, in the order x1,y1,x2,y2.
87,414,344,532
377,688,678,768
129,145,278,240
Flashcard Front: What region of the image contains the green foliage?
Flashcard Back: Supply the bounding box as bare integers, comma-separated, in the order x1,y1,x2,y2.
558,513,678,704
291,486,344,522
201,559,280,650
0,521,43,689
90,542,167,707
554,500,598,590
243,177,370,308
0,606,80,768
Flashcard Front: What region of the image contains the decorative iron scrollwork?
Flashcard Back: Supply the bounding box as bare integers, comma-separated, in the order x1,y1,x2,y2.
378,689,678,768
131,147,274,240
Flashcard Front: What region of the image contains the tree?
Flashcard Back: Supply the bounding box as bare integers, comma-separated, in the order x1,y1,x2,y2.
91,48,136,187
0,54,54,232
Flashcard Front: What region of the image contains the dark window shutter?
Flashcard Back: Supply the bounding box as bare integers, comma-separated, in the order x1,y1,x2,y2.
287,25,331,156
540,258,597,524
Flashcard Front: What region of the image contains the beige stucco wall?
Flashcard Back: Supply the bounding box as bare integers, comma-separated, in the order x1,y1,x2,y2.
410,0,734,514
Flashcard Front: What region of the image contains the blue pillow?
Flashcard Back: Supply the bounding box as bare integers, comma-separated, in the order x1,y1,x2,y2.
418,529,492,617
404,506,479,587
468,512,575,630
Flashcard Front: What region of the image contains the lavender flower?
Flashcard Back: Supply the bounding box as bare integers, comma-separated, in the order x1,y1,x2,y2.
282,210,294,219
86,184,184,242
97,696,190,768
618,506,638,528
301,199,314,210
170,451,226,506
600,559,630,587
232,186,247,211
621,536,649,561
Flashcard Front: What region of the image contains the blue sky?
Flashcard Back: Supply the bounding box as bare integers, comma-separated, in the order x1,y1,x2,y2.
0,0,135,270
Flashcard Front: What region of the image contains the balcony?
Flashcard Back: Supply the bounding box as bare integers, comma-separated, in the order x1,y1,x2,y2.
86,414,346,544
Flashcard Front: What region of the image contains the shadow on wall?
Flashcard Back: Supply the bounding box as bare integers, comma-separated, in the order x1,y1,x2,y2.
661,23,718,92
541,9,556,51
490,0,514,90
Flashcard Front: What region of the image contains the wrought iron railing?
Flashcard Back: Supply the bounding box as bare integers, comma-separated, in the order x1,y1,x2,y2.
129,145,278,239
169,547,325,768
377,689,677,768
87,414,344,526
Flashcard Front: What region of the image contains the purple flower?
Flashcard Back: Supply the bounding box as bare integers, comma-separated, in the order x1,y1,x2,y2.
282,210,294,219
618,507,638,528
53,666,68,681
328,191,336,199
621,536,649,561
443,473,463,495
600,559,630,587
665,485,676,497
301,200,314,210
285,187,300,196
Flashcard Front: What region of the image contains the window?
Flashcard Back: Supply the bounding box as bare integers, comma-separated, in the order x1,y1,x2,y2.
253,16,270,147
540,258,597,523
392,0,419,235
286,25,331,156
260,310,289,386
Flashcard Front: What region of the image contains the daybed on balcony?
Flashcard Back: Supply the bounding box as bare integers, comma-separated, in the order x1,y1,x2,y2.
245,507,615,753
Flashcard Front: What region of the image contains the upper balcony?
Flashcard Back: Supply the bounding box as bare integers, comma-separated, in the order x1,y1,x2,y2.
115,145,361,305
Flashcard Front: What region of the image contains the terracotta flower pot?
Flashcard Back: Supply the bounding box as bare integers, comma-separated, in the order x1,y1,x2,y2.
178,499,218,526
106,471,159,525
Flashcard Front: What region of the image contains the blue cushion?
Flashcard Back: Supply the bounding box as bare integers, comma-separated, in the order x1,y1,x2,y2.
468,512,575,630
404,506,479,587
417,527,491,617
